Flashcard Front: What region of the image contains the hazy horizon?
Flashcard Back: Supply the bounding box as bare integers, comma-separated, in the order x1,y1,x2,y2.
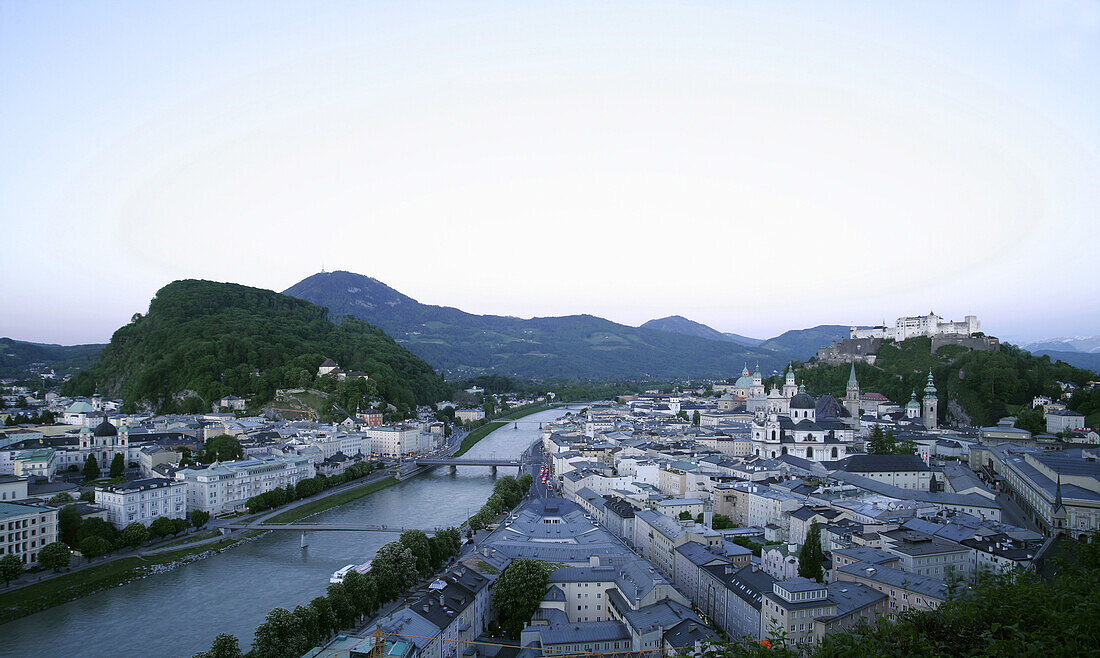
3,2,1098,345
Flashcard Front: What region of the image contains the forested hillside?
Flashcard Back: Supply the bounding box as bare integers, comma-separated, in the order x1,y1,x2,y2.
62,280,447,414
0,338,104,378
798,338,1093,427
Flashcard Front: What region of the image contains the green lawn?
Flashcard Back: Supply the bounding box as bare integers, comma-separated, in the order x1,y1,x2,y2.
455,422,506,457
1087,412,1100,428
264,477,398,524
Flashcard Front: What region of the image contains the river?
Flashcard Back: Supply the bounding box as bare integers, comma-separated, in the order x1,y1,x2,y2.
0,408,569,658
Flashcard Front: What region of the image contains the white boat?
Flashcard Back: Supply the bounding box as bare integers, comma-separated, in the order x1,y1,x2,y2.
330,564,356,584
329,561,372,584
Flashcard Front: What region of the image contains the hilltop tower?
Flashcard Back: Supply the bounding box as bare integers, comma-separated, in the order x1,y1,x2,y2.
844,364,861,425
922,370,939,430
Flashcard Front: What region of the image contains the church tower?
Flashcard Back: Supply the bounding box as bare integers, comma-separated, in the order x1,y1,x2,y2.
922,370,938,430
782,364,798,399
844,364,861,424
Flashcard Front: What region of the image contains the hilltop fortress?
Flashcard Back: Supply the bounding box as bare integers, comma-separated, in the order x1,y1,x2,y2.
818,313,997,365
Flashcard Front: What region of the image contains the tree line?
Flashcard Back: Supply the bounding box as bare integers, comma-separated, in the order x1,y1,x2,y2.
23,507,212,576
465,474,533,535
244,461,378,514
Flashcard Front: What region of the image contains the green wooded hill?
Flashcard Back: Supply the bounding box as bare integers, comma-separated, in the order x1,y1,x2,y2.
284,271,787,379
0,337,105,378
798,337,1094,427
62,280,447,413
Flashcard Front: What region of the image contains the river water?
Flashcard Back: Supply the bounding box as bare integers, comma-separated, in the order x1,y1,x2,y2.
0,409,568,658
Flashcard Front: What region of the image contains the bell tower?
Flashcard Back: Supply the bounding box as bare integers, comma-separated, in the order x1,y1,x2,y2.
844,364,860,425
922,370,938,430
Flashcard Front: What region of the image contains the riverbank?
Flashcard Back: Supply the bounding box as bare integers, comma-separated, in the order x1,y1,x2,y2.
265,477,398,524
0,476,401,623
454,404,554,457
0,530,268,624
454,422,506,456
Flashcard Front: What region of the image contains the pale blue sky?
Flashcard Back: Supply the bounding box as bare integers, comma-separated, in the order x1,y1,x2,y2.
2,1,1098,345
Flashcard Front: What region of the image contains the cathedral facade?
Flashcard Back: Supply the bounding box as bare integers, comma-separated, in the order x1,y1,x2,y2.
747,366,859,462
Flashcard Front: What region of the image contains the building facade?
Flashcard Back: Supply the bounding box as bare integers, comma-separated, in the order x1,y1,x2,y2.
95,477,187,528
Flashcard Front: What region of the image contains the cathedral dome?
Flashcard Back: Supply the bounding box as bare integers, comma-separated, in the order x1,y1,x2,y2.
93,418,118,437
790,391,816,409
734,375,754,388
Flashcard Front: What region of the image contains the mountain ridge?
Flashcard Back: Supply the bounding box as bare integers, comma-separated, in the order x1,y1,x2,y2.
283,271,788,379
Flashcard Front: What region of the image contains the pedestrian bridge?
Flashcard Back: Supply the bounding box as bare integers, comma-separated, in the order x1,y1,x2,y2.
222,522,440,533
415,458,522,467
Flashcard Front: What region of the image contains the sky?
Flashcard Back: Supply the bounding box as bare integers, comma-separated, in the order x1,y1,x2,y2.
2,1,1098,346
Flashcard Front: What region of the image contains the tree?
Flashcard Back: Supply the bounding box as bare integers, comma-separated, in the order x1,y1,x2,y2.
58,505,83,545
307,596,337,638
38,541,71,571
120,522,150,548
78,517,119,546
292,604,322,650
149,516,177,538
798,521,824,583
201,434,244,463
370,542,419,603
342,570,376,619
109,453,126,478
692,410,701,426
48,492,73,504
679,511,693,521
82,454,100,481
399,529,433,576
326,582,357,629
195,633,243,658
295,477,323,499
712,514,735,530
492,559,553,639
79,535,111,560
190,510,211,528
251,607,308,658
0,553,23,585
866,425,890,454
80,490,95,502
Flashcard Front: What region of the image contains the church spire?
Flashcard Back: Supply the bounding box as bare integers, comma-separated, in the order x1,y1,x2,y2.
848,363,858,384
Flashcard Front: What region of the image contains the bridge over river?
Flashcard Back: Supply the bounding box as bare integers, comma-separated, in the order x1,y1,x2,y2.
414,457,522,467
222,522,441,533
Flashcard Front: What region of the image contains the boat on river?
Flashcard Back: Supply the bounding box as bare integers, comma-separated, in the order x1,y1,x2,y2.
329,560,372,584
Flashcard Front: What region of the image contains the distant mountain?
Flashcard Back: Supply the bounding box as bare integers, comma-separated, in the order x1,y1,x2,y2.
641,316,735,342
1024,336,1100,354
284,271,787,379
0,337,104,378
1028,349,1100,374
723,332,765,347
760,325,851,360
63,279,447,412
640,316,766,348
